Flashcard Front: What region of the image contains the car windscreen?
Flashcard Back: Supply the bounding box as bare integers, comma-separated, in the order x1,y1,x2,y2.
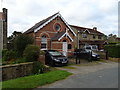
49,51,63,56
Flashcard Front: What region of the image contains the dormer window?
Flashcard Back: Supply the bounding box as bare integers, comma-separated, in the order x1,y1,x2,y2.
54,23,61,31
82,34,87,38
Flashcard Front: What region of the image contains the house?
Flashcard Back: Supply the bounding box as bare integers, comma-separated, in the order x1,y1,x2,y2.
107,34,120,43
24,12,76,56
70,25,107,50
0,8,8,51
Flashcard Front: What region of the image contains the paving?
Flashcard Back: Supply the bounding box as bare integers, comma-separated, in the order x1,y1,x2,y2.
37,60,118,88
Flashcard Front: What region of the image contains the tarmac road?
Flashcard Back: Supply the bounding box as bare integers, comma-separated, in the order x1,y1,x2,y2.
38,61,118,88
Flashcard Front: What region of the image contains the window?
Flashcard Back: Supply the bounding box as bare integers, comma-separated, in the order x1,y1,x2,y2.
98,35,102,39
82,34,87,38
68,44,72,49
41,35,47,49
93,35,96,39
55,24,61,31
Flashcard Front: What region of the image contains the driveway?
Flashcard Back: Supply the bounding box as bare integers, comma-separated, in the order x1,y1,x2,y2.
38,61,118,88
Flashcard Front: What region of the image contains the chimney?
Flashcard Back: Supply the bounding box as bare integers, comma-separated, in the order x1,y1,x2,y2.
93,27,97,31
3,8,7,22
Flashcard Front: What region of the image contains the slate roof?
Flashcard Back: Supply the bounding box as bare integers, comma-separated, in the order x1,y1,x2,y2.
51,31,65,41
24,12,59,34
70,25,104,35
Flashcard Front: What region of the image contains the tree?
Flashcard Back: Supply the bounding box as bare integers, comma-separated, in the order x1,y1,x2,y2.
14,34,34,57
7,31,22,50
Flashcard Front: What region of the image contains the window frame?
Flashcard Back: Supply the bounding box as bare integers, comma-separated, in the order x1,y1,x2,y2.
82,34,87,38
41,35,47,50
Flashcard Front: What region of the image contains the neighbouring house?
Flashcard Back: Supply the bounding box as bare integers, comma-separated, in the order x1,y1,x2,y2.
107,34,120,44
116,37,120,43
0,8,7,51
70,25,107,50
24,12,76,56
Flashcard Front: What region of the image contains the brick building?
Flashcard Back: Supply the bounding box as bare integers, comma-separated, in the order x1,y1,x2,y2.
24,12,76,56
70,25,107,50
0,8,7,51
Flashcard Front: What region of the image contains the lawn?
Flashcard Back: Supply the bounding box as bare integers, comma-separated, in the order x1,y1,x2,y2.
1,70,72,88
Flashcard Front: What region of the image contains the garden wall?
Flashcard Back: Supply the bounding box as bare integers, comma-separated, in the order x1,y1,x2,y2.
1,62,33,81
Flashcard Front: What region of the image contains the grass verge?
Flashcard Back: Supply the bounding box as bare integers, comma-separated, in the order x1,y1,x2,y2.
1,70,72,88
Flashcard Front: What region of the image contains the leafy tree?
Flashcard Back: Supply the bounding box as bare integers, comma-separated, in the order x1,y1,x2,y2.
7,31,22,50
14,34,34,57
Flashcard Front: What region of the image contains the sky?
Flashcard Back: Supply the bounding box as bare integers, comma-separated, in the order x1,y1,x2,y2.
0,0,118,37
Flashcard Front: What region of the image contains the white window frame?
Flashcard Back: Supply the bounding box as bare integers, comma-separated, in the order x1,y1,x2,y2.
41,36,47,50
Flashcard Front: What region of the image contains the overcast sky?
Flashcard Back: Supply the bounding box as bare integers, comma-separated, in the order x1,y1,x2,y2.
0,0,118,36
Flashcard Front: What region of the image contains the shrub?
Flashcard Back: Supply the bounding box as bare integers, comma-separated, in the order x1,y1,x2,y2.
14,34,34,57
2,49,8,58
40,50,45,55
2,50,16,61
23,45,40,62
104,44,120,58
33,61,45,74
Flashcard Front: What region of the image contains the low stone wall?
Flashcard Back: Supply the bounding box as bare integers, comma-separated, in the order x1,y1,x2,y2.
1,62,33,81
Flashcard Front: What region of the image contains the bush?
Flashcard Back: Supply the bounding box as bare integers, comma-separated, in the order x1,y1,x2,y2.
2,50,16,61
14,34,34,57
23,45,40,62
104,44,120,58
33,61,45,74
40,50,45,55
2,49,8,58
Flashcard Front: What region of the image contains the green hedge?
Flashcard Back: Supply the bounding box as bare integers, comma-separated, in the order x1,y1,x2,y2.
104,44,120,58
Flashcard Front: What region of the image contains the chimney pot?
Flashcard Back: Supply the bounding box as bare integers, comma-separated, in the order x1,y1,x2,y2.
93,27,97,31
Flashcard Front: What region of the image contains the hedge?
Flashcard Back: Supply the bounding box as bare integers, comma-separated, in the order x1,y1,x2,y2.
104,44,120,58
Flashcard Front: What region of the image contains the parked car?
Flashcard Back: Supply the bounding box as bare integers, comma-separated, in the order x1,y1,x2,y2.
74,48,100,60
84,45,98,51
44,50,68,66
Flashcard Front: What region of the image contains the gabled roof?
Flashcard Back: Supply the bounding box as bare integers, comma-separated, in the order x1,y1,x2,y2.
51,31,73,42
51,31,65,41
24,13,58,34
70,25,104,35
24,12,76,36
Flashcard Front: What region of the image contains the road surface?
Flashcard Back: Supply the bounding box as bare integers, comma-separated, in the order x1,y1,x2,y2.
39,61,118,88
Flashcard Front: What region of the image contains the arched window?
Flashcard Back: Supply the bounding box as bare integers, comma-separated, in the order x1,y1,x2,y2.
41,35,47,49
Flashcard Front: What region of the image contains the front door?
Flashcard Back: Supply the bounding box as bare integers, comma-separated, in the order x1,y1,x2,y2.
62,42,68,56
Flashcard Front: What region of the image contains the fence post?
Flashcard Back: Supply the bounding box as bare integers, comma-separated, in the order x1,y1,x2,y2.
88,51,92,62
106,50,108,60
